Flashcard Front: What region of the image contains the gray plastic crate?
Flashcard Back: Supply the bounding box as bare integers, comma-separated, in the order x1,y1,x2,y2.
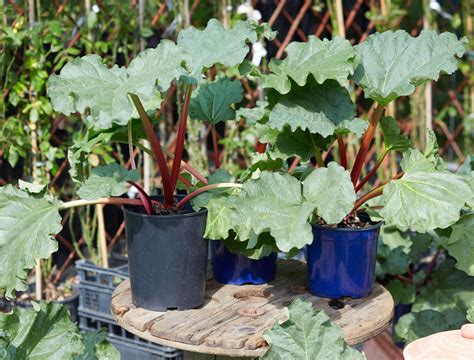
79,309,183,359
76,260,129,319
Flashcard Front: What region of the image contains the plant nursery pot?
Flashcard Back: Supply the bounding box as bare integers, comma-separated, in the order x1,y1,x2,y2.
124,196,208,311
306,220,382,299
210,241,277,285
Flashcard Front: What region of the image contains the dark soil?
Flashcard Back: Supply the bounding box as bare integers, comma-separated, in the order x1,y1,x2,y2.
130,203,189,216
316,213,373,229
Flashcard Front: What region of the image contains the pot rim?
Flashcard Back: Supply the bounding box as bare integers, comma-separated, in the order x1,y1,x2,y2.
311,220,383,232
123,205,207,219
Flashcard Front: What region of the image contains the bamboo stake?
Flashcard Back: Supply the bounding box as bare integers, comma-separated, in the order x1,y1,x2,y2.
423,9,433,133
335,0,345,38
96,204,109,268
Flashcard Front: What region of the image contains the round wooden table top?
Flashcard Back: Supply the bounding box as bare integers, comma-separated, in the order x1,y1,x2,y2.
111,260,394,358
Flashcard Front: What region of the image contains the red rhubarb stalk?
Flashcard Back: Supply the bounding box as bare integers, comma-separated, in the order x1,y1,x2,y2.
350,104,385,185
355,150,388,192
127,181,154,215
170,85,193,192
337,135,348,170
211,125,220,169
176,183,242,209
129,94,174,206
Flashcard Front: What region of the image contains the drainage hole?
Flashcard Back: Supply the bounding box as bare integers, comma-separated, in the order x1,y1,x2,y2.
328,299,345,310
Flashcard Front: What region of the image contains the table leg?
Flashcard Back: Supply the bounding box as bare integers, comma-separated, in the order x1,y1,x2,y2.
183,351,255,360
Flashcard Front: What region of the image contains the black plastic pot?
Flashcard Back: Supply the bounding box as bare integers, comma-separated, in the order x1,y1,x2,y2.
124,196,208,311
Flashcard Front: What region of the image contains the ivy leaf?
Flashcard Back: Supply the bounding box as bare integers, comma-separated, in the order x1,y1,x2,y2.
411,260,474,326
380,116,412,152
262,299,365,359
353,30,466,105
386,280,416,306
177,19,257,76
189,77,244,123
226,172,315,252
262,36,356,94
445,213,474,275
303,162,355,224
77,329,120,360
47,40,185,129
381,157,471,232
0,186,62,298
77,164,140,200
0,302,84,359
268,80,366,138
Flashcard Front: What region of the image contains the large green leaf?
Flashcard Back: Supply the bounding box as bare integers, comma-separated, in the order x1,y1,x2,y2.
395,310,459,344
235,100,268,125
239,153,284,182
268,80,366,138
262,36,356,94
274,128,335,162
303,162,355,224
380,116,412,152
395,260,474,342
47,40,185,129
177,19,257,76
445,213,474,275
262,299,365,359
0,186,62,298
225,172,315,252
77,164,140,200
381,155,471,232
189,77,244,123
353,30,466,104
0,302,84,359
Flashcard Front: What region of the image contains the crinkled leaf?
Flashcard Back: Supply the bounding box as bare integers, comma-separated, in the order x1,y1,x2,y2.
458,154,473,177
77,164,140,200
239,153,284,182
191,169,236,211
222,232,276,260
400,148,437,173
68,119,146,183
303,162,355,224
381,166,471,232
0,186,62,298
380,116,412,152
0,301,84,359
203,196,235,240
226,172,315,252
18,180,48,195
47,41,185,129
394,310,460,344
236,100,268,125
467,301,474,323
251,21,277,41
177,19,257,76
424,129,447,170
353,30,466,104
260,59,292,95
409,260,474,329
445,213,474,275
275,128,334,162
268,80,366,138
77,329,119,360
262,36,356,94
189,77,243,123
262,299,365,360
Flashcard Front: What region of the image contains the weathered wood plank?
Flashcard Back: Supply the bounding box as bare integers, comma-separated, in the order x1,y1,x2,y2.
111,260,394,358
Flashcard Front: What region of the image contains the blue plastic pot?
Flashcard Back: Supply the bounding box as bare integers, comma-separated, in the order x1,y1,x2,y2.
306,221,382,298
210,241,277,285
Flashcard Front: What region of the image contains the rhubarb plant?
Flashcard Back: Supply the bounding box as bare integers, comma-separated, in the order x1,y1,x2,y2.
197,30,473,261
0,19,271,298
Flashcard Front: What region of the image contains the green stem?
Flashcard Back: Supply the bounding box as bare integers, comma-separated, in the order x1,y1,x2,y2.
176,183,242,209
59,197,159,210
315,148,325,167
